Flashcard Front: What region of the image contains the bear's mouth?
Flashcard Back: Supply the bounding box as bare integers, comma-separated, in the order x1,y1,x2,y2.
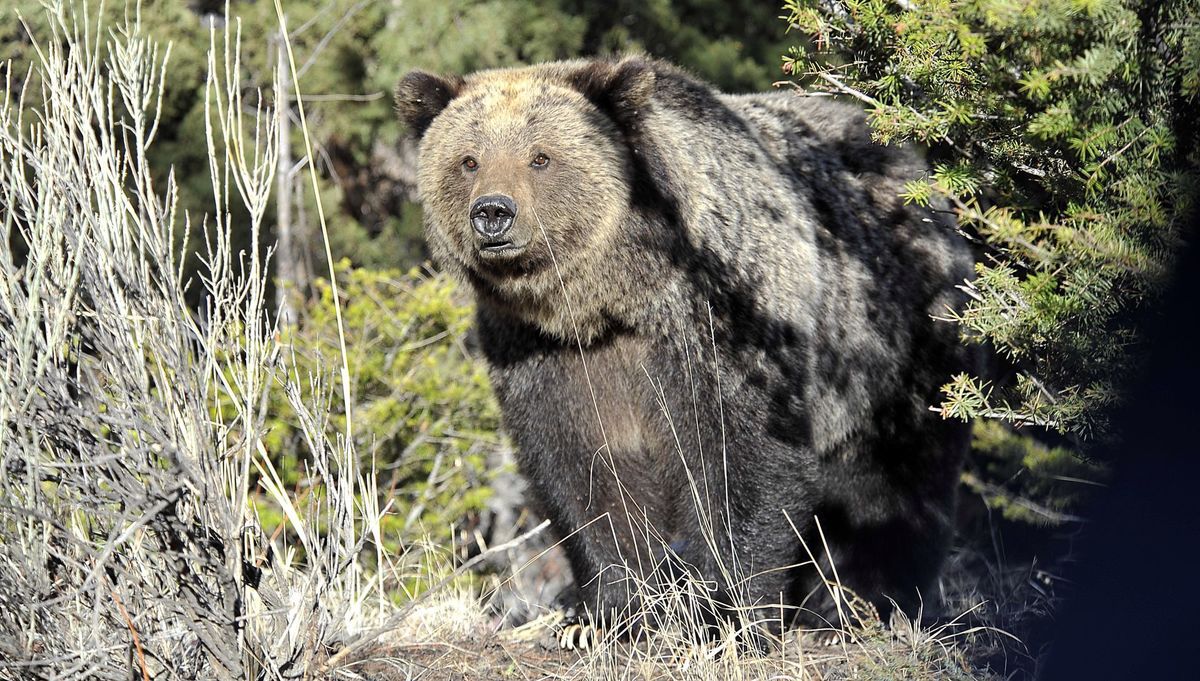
478,239,527,259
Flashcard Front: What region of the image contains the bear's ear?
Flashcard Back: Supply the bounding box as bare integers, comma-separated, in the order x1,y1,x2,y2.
567,57,657,129
395,70,465,137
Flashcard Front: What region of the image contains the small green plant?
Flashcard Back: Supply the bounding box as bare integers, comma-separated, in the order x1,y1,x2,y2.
260,262,504,553
964,421,1103,526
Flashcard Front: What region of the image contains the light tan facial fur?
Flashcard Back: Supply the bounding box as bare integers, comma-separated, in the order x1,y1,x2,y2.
412,66,642,342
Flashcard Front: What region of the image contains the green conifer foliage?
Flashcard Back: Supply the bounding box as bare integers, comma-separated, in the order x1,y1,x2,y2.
783,0,1199,440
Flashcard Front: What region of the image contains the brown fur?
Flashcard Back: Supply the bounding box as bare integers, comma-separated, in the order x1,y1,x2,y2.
403,62,672,344
397,57,976,638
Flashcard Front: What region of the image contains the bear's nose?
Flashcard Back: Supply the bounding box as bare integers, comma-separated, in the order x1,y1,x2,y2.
470,194,517,239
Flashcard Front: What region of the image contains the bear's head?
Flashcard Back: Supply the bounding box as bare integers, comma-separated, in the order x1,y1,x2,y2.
396,58,661,339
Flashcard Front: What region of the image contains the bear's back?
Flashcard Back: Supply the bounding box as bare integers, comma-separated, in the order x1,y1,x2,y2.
692,91,974,451
721,91,925,220
716,90,969,306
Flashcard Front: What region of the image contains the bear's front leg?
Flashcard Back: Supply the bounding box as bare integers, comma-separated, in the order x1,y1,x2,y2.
529,470,657,646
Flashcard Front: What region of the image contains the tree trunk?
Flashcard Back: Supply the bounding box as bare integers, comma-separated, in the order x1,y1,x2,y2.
275,31,300,327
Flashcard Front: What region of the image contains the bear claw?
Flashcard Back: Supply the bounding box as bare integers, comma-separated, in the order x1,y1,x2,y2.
558,623,603,651
800,629,854,647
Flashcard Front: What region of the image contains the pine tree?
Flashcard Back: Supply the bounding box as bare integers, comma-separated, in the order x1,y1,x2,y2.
782,0,1200,441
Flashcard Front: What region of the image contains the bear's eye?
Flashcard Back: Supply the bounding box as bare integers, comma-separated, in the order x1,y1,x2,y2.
531,153,550,168
462,157,478,171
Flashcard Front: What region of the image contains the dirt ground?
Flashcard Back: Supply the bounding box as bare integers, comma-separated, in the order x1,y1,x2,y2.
342,637,577,681
335,607,1006,681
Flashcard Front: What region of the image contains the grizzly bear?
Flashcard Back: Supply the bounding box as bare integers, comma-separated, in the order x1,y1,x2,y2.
396,56,975,646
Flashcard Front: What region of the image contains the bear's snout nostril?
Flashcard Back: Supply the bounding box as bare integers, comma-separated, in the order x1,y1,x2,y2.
470,194,518,239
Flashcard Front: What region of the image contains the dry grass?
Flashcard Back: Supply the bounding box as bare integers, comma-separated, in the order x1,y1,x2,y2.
0,3,408,678
339,589,999,680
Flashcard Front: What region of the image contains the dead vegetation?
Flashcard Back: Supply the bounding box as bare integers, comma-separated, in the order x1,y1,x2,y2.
0,4,403,677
